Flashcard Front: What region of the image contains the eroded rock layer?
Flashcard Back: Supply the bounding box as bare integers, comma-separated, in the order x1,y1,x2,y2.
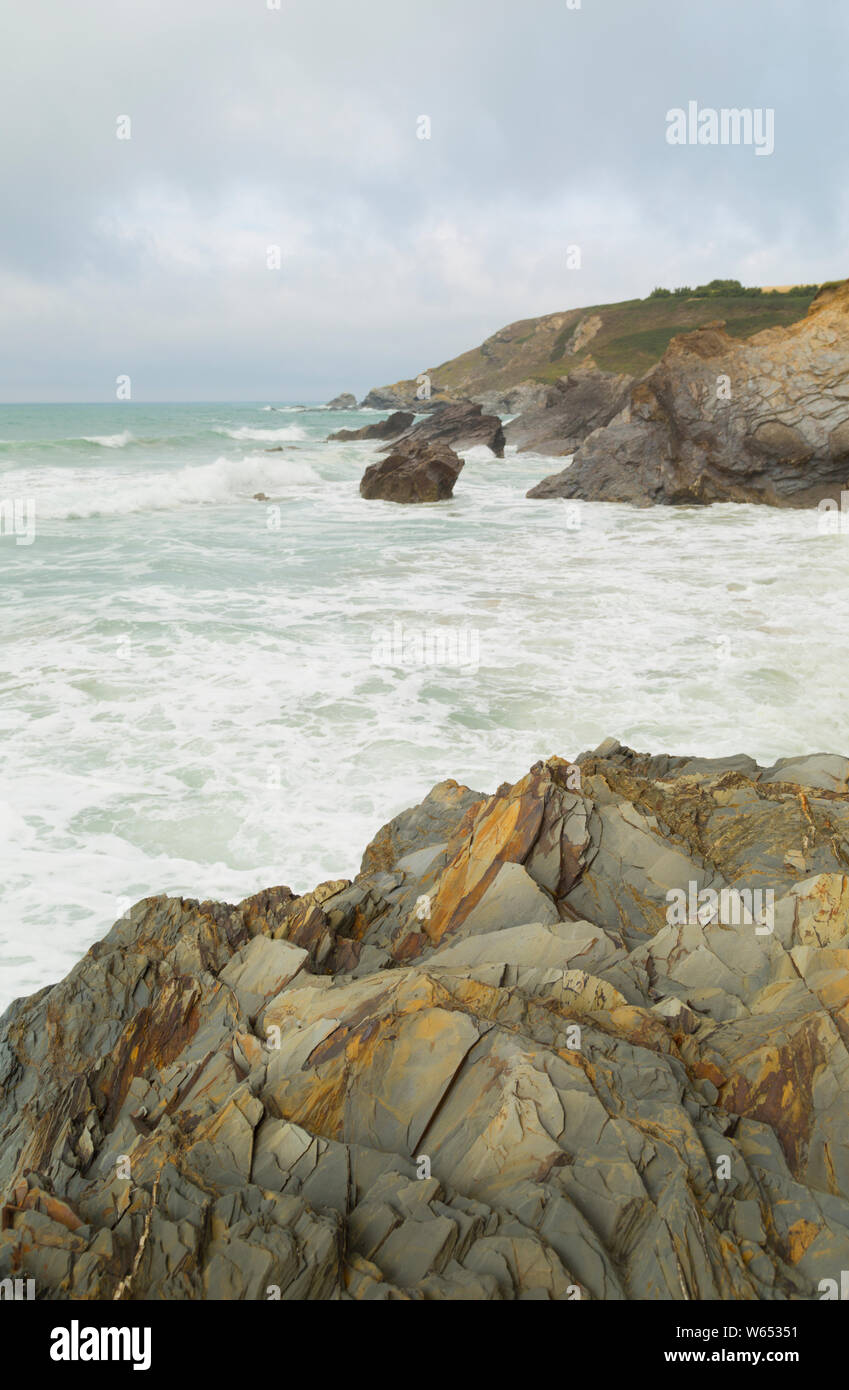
528,280,849,505
2,742,849,1300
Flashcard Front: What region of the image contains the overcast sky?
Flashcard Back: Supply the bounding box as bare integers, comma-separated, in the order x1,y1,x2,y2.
1,0,845,402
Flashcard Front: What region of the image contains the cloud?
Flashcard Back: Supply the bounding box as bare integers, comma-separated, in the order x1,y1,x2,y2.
1,0,846,399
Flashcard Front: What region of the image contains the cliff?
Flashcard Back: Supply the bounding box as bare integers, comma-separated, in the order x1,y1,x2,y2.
528,279,849,506
360,285,820,411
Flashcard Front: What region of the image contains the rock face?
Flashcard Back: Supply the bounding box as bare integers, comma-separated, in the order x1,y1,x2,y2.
359,383,447,412
387,401,506,458
359,439,463,503
327,411,414,443
3,740,849,1300
360,293,818,408
325,393,357,410
505,367,633,456
471,380,552,416
528,280,849,505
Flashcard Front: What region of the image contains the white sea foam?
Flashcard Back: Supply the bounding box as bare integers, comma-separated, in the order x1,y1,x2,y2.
23,453,319,520
217,425,306,442
1,421,847,1016
83,430,134,447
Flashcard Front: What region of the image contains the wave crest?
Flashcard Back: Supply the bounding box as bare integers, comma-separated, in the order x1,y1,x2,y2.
30,454,320,520
216,425,305,442
82,431,134,448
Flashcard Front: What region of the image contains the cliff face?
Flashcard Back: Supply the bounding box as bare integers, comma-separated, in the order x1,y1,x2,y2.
528,280,849,505
2,742,849,1299
359,288,819,409
504,366,633,456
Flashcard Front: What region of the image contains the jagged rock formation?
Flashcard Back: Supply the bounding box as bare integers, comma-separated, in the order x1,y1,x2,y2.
528,281,849,505
359,439,463,503
325,393,357,410
327,411,414,442
384,402,505,459
505,368,633,456
2,741,849,1300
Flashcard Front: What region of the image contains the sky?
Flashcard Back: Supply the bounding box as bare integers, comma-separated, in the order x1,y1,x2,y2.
1,0,846,401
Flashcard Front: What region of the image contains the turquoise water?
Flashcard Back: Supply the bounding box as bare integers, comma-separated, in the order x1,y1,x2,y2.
1,401,847,1011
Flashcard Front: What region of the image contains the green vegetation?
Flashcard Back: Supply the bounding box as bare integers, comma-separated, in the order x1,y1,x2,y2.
400,278,836,400
537,289,820,381
649,278,820,300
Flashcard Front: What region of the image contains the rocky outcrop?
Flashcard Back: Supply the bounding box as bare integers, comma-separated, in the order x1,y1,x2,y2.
359,439,463,503
3,739,849,1300
359,383,447,412
471,380,552,417
361,292,817,408
505,368,633,456
325,393,357,410
528,280,849,505
327,411,414,443
387,402,506,458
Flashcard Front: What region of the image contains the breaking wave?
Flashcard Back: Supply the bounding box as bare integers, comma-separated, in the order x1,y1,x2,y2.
31,453,319,519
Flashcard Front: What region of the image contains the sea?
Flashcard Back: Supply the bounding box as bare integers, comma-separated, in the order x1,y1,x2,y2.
1,400,847,1014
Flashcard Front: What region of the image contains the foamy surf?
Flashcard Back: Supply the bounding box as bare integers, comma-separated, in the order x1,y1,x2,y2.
82,431,134,447
2,398,847,1018
26,453,320,520
216,425,306,442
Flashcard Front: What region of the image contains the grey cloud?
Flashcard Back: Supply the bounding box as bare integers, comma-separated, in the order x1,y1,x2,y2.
0,0,846,399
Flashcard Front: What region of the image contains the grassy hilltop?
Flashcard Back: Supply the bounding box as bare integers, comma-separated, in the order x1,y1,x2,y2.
395,281,825,400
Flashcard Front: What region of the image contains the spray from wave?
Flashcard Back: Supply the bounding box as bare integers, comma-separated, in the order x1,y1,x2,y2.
28,454,320,520
216,425,305,442
82,431,134,448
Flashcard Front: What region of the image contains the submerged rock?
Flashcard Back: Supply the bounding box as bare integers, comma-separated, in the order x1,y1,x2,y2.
359,439,463,503
327,410,414,442
528,279,849,505
3,741,849,1299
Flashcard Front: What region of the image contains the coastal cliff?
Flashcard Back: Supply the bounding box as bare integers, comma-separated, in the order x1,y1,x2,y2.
2,742,849,1299
359,285,820,410
528,280,849,506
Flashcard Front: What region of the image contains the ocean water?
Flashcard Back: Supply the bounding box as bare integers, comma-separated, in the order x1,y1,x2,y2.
1,400,848,1014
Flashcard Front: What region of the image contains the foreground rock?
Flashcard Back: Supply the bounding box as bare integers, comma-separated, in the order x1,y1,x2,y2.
505,367,632,456
528,280,849,505
3,740,849,1299
325,392,357,410
387,401,506,458
359,439,463,503
327,411,414,442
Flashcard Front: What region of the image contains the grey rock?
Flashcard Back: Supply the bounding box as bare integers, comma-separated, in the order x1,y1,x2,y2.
505,367,632,457
527,282,849,506
387,401,506,458
327,410,414,443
